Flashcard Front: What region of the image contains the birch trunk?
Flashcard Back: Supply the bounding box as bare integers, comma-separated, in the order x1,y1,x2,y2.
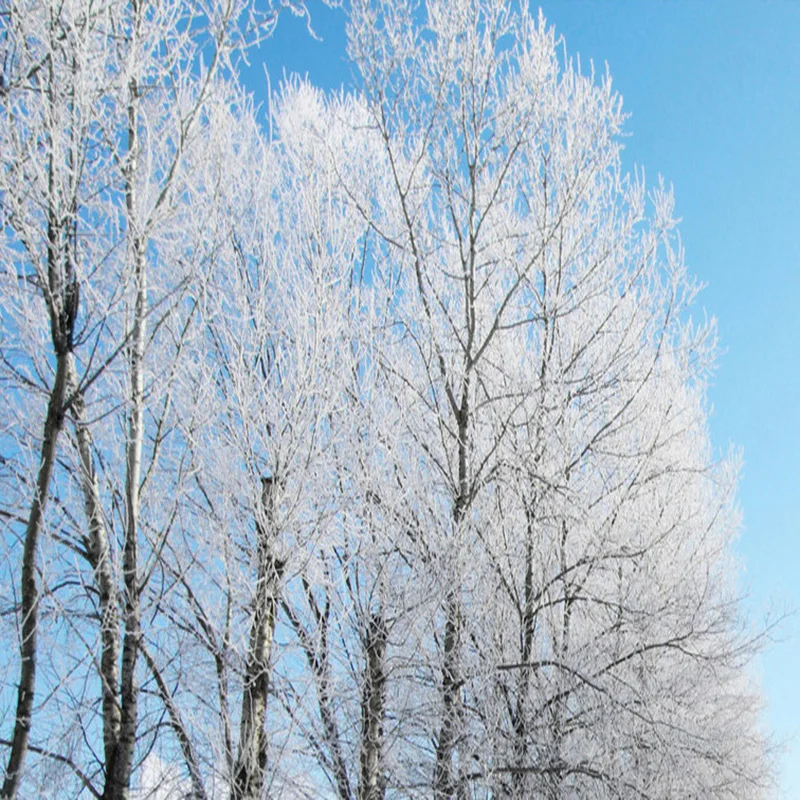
67,357,121,772
105,245,144,800
104,64,144,799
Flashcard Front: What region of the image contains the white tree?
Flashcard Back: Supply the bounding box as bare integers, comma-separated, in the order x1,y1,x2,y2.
0,0,307,795
344,0,771,796
0,2,124,792
0,0,773,797
135,79,384,799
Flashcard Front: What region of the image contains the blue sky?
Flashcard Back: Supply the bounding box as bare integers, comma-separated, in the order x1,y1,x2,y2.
250,2,800,794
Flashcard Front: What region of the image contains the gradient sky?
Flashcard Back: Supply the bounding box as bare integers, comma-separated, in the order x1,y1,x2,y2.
248,2,800,794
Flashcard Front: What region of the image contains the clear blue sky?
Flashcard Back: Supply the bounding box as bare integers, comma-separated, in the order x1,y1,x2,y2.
249,2,800,795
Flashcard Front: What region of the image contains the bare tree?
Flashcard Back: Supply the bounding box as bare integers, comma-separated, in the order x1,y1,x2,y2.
133,79,378,798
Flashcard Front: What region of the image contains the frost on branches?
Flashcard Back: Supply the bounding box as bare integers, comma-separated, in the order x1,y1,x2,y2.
0,0,771,798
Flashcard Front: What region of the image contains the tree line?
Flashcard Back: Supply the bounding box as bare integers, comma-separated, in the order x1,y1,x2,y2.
0,0,771,797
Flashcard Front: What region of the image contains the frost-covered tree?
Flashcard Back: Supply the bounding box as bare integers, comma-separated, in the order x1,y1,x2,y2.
0,2,126,793
152,81,379,799
0,0,312,796
0,0,772,797
344,0,771,797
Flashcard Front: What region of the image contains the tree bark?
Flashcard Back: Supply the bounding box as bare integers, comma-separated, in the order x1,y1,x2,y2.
434,395,470,800
1,352,69,800
548,519,572,800
231,477,283,800
67,357,121,772
511,505,537,798
358,613,388,800
104,67,143,800
434,593,462,800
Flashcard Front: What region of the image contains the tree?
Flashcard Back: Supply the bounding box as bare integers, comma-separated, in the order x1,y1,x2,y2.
0,2,123,792
130,78,380,798
345,0,771,796
0,0,304,796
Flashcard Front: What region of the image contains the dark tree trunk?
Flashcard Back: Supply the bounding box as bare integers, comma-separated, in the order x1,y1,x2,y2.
231,477,283,800
1,352,69,800
358,613,388,800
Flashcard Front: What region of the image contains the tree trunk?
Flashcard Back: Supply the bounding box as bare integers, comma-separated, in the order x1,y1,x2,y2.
548,519,572,800
67,358,121,771
358,613,388,800
1,353,69,800
231,477,283,800
511,505,537,798
434,593,462,800
434,397,469,800
104,71,144,800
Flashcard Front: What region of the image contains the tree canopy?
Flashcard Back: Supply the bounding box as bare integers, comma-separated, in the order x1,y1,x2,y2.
0,0,771,797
